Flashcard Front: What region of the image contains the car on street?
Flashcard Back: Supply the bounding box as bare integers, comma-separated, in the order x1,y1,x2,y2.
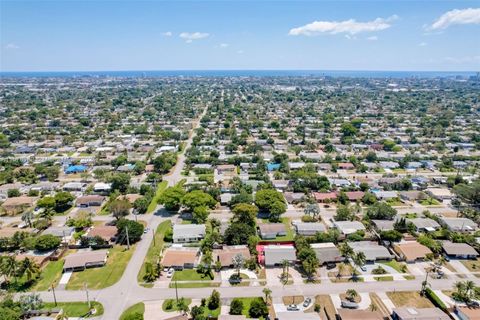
303,298,312,307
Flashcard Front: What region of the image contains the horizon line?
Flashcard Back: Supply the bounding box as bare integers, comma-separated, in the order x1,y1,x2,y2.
1,69,478,73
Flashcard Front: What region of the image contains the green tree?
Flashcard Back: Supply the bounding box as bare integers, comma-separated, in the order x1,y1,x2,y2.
366,202,397,220
158,185,186,211
193,206,210,224
229,298,244,315
248,298,268,318
53,191,75,212
133,197,149,215
107,173,131,193
232,203,258,226
182,190,216,211
109,199,131,220
116,219,144,244
35,234,61,251
208,289,220,310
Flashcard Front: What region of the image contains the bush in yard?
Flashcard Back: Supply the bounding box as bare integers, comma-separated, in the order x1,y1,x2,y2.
229,298,244,315
208,289,220,310
34,234,61,251
158,185,186,211
248,298,268,318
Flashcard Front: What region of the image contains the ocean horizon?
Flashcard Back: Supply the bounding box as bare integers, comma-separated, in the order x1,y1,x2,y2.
0,69,478,79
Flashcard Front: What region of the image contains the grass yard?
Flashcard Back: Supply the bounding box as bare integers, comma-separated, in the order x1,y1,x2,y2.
387,291,434,308
169,281,221,288
137,220,171,286
120,302,145,320
460,259,480,277
147,181,168,213
66,245,134,290
404,275,416,280
378,260,408,273
172,269,214,281
162,298,192,312
328,263,363,282
233,297,268,319
374,276,394,281
32,260,64,291
43,301,104,318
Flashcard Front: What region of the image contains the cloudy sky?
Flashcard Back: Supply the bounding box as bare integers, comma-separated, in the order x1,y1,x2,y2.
1,0,479,71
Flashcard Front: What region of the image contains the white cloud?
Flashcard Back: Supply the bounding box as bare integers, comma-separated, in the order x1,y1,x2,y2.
418,42,427,47
429,8,480,30
179,32,209,42
219,43,229,48
367,36,378,41
162,31,173,37
5,43,19,49
288,15,397,36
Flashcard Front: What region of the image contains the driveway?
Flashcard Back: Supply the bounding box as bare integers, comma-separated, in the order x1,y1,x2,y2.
449,260,475,279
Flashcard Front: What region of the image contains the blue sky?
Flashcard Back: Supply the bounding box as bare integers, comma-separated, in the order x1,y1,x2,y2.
1,0,479,71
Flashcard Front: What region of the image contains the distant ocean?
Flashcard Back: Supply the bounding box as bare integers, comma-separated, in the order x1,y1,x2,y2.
0,70,477,79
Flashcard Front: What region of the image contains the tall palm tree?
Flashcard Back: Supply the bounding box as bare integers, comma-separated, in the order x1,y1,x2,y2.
464,280,476,301
263,287,272,305
20,258,40,283
176,297,190,316
55,311,69,320
339,242,353,261
1,255,18,283
353,252,366,275
21,210,34,228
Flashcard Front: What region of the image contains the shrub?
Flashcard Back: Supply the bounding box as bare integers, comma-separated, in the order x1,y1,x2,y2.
229,298,244,315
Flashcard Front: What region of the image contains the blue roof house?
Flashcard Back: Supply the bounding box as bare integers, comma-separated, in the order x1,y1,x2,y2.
65,165,87,174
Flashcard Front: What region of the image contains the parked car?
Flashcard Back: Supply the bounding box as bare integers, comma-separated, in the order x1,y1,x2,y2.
341,300,359,309
360,265,367,272
287,304,299,311
167,268,175,278
303,298,312,307
326,263,336,270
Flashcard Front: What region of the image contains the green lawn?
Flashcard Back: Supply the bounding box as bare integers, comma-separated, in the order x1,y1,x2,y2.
120,302,145,320
43,301,104,318
32,260,64,291
172,269,214,281
147,181,168,213
374,276,394,281
66,245,134,290
378,260,407,273
138,220,171,286
162,298,192,312
231,297,267,319
169,282,221,288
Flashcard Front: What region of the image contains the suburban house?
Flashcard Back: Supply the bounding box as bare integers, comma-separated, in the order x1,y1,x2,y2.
85,225,118,243
76,195,105,207
311,242,343,265
172,224,206,243
93,182,112,193
283,192,305,204
393,241,432,263
350,241,393,263
63,182,86,192
216,164,236,175
293,222,326,236
372,190,398,200
439,217,477,232
313,192,337,203
408,218,441,233
425,188,453,201
392,307,450,320
333,220,366,235
399,190,427,202
442,241,479,259
42,226,75,243
63,249,108,272
371,220,395,232
161,247,200,270
258,223,287,239
263,245,296,267
1,196,37,215
212,245,251,268
343,191,365,202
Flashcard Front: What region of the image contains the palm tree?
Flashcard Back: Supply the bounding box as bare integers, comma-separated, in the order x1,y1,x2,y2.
281,259,290,282
352,252,366,275
22,210,34,228
346,289,358,302
337,263,345,278
176,297,190,316
339,242,353,261
464,280,476,301
370,303,378,312
263,288,272,305
1,255,18,283
20,258,40,283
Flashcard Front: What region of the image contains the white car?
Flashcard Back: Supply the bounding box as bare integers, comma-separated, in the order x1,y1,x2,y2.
166,268,175,278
